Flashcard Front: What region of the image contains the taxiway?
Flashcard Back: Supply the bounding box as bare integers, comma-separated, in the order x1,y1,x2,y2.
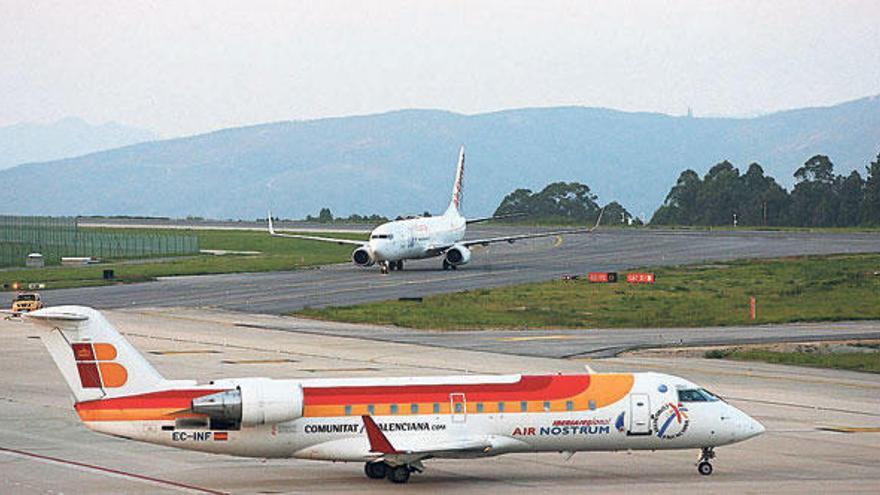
1,308,877,494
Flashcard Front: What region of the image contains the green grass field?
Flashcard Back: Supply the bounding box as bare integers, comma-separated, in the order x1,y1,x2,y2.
296,253,880,329
706,347,880,373
0,228,362,290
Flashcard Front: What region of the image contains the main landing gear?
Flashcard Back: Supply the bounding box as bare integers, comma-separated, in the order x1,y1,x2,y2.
442,259,457,270
364,461,418,484
697,447,715,476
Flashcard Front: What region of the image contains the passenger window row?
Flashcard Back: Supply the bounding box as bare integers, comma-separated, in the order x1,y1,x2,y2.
341,399,597,415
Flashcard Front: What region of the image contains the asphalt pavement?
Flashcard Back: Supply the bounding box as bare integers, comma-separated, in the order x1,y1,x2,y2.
14,227,880,314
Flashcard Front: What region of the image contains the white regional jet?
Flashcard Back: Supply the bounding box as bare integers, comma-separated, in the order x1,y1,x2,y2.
24,305,764,484
268,146,603,273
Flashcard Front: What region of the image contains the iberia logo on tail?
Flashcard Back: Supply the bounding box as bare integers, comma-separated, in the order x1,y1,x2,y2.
71,343,128,388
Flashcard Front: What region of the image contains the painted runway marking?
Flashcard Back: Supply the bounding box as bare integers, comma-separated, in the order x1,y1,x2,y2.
221,358,297,364
0,446,228,495
148,350,220,355
499,335,584,342
817,426,880,433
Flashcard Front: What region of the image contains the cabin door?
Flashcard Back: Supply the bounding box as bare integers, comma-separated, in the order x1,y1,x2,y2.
449,393,467,423
628,393,652,435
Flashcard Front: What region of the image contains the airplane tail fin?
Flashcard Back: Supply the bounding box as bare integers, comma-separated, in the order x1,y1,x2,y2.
445,146,465,216
24,306,165,403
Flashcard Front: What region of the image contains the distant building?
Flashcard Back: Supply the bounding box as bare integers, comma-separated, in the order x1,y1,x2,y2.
26,253,44,268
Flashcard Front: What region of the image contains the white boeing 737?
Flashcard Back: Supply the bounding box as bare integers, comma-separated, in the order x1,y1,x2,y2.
268,147,603,273
22,306,763,484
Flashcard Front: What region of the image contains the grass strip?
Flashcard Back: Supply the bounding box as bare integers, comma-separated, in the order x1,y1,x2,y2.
706,348,880,373
1,228,362,290
296,253,880,329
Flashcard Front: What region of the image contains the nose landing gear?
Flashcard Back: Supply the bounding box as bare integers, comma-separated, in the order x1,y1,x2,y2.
380,261,404,274
697,447,715,475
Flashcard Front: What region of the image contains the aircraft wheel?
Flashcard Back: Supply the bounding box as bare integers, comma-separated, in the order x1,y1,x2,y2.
364,461,388,479
396,260,404,271
697,461,713,476
387,465,411,484
442,260,450,270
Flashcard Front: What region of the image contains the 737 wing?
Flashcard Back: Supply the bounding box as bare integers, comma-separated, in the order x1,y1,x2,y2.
462,209,604,248
465,212,527,225
267,214,367,246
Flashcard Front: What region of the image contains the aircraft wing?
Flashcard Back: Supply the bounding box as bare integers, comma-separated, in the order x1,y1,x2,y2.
361,415,492,465
465,213,526,225
267,214,367,246
462,209,604,247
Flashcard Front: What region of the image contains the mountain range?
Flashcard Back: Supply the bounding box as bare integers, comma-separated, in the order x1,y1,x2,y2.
0,117,156,170
2,96,878,219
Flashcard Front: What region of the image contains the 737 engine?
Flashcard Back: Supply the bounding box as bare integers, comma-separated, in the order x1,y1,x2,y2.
444,244,471,267
351,247,375,267
192,378,303,427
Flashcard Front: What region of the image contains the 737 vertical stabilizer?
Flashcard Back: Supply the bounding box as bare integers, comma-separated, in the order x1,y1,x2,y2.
446,146,465,216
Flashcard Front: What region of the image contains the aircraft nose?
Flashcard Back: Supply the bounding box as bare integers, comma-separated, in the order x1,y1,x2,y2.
750,416,766,436
738,412,765,440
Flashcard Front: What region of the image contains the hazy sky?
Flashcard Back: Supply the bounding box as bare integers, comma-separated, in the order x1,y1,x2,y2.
2,0,879,137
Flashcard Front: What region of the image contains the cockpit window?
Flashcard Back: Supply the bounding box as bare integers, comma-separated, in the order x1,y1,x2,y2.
370,234,393,240
677,388,720,402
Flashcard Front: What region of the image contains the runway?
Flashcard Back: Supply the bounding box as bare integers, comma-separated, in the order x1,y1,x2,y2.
20,228,880,314
1,308,877,494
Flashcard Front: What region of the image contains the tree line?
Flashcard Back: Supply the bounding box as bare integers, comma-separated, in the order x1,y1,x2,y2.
493,182,639,225
304,208,389,224
651,153,880,227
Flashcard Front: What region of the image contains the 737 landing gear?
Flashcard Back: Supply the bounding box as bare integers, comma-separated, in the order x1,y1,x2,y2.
442,260,457,271
697,447,715,476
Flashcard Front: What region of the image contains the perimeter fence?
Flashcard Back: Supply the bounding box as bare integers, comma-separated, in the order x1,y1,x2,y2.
0,216,199,268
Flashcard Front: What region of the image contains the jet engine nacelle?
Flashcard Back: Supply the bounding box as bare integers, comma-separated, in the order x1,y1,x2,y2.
351,247,375,267
445,244,471,266
192,378,303,426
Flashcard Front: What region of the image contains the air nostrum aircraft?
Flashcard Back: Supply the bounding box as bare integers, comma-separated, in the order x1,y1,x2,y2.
22,306,764,484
